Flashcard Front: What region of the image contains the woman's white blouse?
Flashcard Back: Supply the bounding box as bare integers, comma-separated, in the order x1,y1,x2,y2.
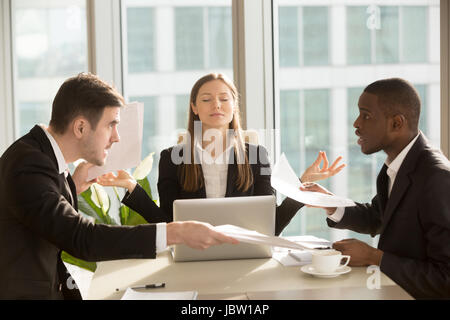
195,141,234,198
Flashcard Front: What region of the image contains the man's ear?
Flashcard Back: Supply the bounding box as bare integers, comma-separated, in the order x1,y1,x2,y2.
73,117,87,139
392,114,406,131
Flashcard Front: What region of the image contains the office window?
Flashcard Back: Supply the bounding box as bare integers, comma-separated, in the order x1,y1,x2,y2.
11,0,88,137
278,6,329,67
208,7,233,69
176,95,190,131
279,7,299,67
280,90,301,172
347,7,372,65
304,89,330,166
402,7,427,63
174,6,232,70
18,102,50,136
175,7,204,70
416,84,428,137
281,89,331,239
303,7,329,66
122,1,233,200
375,6,399,64
127,8,155,73
347,5,428,65
276,1,440,243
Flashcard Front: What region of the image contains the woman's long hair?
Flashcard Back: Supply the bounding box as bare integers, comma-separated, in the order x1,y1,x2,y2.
180,73,253,192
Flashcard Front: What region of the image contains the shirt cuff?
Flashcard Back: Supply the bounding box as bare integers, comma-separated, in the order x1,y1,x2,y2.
156,222,167,253
327,207,345,223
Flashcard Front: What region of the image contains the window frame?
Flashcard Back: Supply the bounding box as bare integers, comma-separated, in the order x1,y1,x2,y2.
0,0,448,160
0,0,14,152
442,0,450,158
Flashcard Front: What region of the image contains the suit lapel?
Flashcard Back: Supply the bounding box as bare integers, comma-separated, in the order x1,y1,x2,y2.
225,162,237,197
66,174,78,211
29,125,59,172
379,133,427,234
380,172,411,234
197,165,207,198
30,125,78,209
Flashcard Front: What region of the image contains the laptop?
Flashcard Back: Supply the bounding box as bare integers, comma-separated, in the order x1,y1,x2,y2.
172,195,275,262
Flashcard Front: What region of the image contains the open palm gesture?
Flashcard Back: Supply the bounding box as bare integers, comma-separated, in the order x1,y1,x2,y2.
300,151,345,183
97,170,137,192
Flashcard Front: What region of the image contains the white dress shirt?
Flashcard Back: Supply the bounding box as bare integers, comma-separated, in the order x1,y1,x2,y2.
40,124,69,177
195,140,234,198
39,125,167,252
328,133,421,223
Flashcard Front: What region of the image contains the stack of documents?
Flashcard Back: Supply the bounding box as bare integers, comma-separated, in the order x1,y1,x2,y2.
121,288,198,300
271,153,355,208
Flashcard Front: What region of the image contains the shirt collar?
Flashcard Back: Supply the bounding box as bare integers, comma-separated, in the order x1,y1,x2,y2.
385,132,420,176
194,137,235,165
39,124,69,176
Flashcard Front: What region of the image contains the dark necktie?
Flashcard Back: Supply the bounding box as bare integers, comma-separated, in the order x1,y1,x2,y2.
61,172,74,206
376,164,389,213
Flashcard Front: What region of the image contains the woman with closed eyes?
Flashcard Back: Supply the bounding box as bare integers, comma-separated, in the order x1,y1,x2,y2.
98,73,345,235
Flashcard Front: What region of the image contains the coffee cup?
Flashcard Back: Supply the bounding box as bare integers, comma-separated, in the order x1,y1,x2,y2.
311,250,350,274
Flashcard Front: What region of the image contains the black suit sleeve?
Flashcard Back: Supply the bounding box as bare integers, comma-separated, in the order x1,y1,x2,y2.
6,149,157,262
326,196,383,237
121,183,171,223
380,171,450,299
253,145,304,236
157,148,180,222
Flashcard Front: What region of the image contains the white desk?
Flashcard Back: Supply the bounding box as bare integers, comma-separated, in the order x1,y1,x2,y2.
87,251,413,300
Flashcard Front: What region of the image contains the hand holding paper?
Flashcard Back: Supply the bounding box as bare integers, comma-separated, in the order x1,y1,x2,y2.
271,153,355,208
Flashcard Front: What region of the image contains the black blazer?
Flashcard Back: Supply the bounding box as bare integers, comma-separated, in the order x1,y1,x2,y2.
328,133,450,299
0,125,159,299
152,143,304,236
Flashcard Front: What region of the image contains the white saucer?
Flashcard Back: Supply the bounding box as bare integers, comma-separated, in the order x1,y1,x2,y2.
300,264,352,278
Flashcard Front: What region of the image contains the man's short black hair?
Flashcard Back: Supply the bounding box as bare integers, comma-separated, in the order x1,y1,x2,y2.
364,78,421,131
49,73,124,134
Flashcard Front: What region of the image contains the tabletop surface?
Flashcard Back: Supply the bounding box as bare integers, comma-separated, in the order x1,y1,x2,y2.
87,250,413,300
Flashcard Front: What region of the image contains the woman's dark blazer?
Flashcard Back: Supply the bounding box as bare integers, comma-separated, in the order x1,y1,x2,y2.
135,143,303,236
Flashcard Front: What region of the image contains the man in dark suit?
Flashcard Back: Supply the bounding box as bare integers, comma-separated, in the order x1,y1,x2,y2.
303,78,450,299
0,73,237,300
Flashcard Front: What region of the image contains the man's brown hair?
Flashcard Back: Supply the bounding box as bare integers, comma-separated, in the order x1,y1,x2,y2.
49,73,125,134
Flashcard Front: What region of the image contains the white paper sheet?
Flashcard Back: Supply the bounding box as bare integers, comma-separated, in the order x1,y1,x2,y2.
271,153,355,207
272,250,312,266
284,235,331,249
121,288,198,300
213,225,325,251
87,102,144,180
